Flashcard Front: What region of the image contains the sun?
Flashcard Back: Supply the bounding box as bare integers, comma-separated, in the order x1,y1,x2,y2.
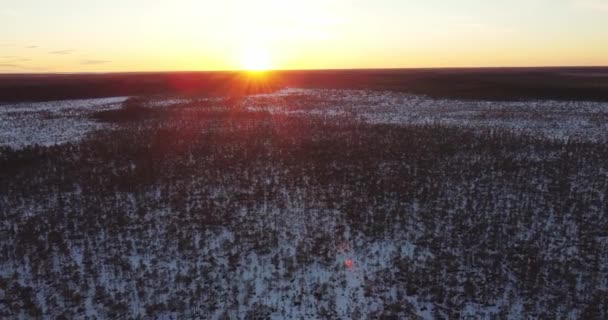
240,46,272,71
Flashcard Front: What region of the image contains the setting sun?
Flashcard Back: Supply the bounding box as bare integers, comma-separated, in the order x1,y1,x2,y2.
241,46,272,71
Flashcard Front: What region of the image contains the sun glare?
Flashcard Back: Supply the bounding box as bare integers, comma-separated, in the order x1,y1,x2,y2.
241,46,272,71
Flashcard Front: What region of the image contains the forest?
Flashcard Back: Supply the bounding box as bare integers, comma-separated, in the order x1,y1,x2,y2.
1,90,607,319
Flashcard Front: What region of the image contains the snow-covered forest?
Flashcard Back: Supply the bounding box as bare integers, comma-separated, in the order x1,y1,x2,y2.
1,89,607,319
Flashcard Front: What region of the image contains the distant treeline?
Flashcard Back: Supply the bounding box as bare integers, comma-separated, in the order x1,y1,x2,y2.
2,67,608,102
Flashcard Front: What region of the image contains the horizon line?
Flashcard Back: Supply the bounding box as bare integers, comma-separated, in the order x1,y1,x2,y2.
2,65,608,76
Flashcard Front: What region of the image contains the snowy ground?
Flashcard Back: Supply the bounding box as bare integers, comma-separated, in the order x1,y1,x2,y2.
1,89,607,319
0,97,127,149
245,88,608,142
2,88,608,150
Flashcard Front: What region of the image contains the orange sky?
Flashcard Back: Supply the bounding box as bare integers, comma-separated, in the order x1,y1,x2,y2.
1,0,608,72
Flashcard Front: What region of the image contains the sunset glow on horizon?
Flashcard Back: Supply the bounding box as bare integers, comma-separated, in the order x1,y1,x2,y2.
240,45,273,71
2,0,608,73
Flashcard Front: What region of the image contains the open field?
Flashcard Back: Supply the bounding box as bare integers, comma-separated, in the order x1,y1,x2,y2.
1,84,608,318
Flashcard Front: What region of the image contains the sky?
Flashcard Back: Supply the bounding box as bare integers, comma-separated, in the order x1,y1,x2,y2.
1,0,608,72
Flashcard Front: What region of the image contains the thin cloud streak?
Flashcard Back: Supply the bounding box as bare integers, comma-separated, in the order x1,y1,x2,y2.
81,60,111,65
49,50,75,55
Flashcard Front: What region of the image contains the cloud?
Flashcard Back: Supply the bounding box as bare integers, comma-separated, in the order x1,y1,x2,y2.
26,45,39,49
573,0,608,11
81,60,111,65
49,50,75,55
0,63,19,68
